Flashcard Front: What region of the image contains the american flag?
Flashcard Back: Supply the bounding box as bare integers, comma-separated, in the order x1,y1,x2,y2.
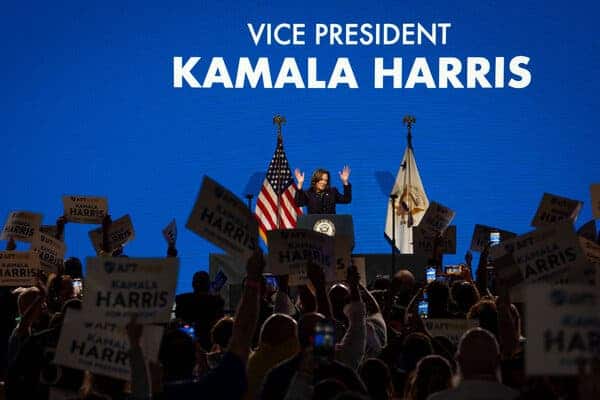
255,134,302,243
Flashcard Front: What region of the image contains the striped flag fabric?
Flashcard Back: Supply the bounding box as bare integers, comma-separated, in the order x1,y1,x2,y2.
255,134,302,243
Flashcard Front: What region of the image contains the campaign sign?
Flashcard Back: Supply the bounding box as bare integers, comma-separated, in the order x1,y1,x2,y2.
48,388,80,400
89,215,135,254
40,225,64,241
494,253,525,288
424,319,478,345
0,211,43,242
489,221,590,299
579,237,600,286
31,232,66,273
413,225,456,256
62,195,108,224
0,251,40,286
187,176,258,261
526,285,600,375
162,218,177,244
470,224,517,252
531,193,583,228
267,229,334,286
592,184,600,220
417,201,455,238
84,257,179,323
54,309,163,381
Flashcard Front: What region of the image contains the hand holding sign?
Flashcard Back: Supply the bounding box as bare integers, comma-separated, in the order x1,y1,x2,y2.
56,216,67,240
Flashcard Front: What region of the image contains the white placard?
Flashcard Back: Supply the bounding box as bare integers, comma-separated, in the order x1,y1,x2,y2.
526,285,600,375
88,215,135,254
186,176,258,261
424,319,478,345
413,225,456,256
417,201,455,237
592,184,600,220
1,211,43,242
48,388,80,400
489,221,590,300
162,218,177,244
62,195,108,224
0,251,40,286
54,309,163,381
267,229,334,286
531,193,583,228
470,224,517,252
84,257,179,323
31,232,66,273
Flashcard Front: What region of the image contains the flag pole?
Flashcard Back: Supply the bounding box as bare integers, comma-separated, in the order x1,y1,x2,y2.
245,194,253,210
273,114,286,229
390,193,398,276
403,115,416,228
403,115,415,150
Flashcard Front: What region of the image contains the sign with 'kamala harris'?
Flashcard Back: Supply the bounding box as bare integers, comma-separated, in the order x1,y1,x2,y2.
417,201,455,238
54,309,163,381
413,225,457,256
489,221,590,300
62,195,108,224
31,231,66,273
526,285,600,375
0,211,43,242
0,251,40,286
531,192,583,228
187,176,258,261
424,319,478,345
267,229,335,286
84,257,179,323
88,214,135,254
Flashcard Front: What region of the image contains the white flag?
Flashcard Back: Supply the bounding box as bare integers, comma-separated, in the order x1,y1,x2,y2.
385,146,429,253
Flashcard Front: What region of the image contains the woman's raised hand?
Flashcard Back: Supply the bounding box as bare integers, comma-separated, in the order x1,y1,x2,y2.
294,168,305,188
339,165,351,185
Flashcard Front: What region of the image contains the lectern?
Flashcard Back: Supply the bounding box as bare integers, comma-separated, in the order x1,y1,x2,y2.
296,214,355,250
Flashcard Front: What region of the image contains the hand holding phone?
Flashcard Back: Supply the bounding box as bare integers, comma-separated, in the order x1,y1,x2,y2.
313,320,335,361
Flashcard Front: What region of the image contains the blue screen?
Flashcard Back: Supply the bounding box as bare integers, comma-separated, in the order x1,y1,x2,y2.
1,0,598,293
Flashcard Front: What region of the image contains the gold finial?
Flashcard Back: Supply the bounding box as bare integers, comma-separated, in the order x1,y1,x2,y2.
403,115,416,148
273,115,286,135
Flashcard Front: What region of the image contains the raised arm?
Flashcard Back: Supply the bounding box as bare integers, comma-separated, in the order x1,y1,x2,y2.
228,250,265,363
294,168,305,190
335,166,352,204
306,260,332,319
294,169,309,207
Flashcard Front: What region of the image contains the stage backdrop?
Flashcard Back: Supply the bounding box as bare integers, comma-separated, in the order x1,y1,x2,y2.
1,0,598,292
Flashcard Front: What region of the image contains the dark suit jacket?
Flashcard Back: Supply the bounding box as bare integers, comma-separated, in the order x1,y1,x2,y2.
295,183,352,214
